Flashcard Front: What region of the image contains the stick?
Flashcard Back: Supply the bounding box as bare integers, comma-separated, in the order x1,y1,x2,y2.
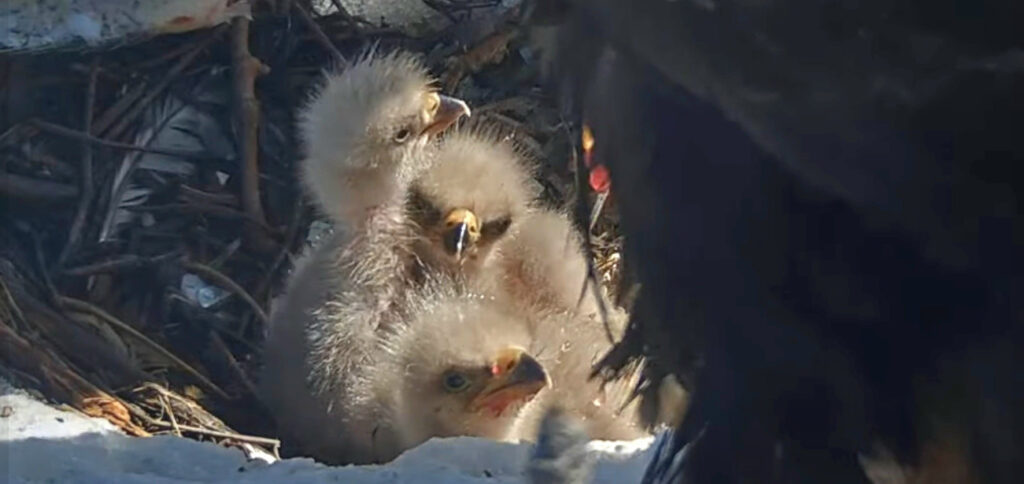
58,58,99,267
293,1,347,65
159,393,183,437
30,119,220,161
231,17,269,231
62,252,179,277
149,420,280,447
0,173,78,201
57,296,231,401
254,199,304,298
210,332,260,399
102,29,223,141
183,261,270,326
0,318,149,437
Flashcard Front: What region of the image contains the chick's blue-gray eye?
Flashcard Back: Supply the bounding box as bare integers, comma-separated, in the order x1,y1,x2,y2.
442,371,469,392
394,127,412,143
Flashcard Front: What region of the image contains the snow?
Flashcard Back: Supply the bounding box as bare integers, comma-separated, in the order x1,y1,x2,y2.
0,377,656,483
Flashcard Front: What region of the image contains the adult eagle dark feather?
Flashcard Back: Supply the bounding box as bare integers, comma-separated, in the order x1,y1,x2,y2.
527,1,1024,483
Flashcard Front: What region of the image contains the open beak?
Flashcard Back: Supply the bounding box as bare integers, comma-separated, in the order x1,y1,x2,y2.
468,347,549,417
422,94,471,137
442,208,480,261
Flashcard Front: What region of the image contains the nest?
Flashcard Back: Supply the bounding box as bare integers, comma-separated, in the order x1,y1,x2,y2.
0,0,622,459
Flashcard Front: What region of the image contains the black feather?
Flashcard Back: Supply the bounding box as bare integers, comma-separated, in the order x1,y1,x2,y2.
531,0,1024,482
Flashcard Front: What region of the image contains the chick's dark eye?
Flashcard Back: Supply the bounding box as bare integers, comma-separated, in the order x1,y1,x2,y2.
442,371,470,393
394,127,412,143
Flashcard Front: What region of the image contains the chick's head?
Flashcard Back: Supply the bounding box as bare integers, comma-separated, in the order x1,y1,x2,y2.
408,129,538,273
299,51,470,220
380,291,549,449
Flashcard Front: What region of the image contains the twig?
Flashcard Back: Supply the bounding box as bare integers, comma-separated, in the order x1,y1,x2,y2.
58,58,99,268
179,185,239,207
0,318,149,436
103,28,224,141
254,199,304,298
210,332,259,399
166,293,260,354
2,268,148,383
0,276,28,330
30,119,221,161
231,17,269,234
293,1,347,65
159,393,183,437
441,26,519,91
0,173,78,201
130,203,278,235
475,96,538,115
149,420,281,447
327,0,368,28
62,252,179,277
25,226,60,304
208,238,243,269
135,36,211,70
57,296,232,401
92,81,149,137
422,0,460,24
183,261,270,326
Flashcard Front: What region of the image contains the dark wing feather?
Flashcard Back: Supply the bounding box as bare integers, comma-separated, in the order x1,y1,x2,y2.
530,1,1024,482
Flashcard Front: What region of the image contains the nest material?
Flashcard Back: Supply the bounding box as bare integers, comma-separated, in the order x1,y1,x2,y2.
0,0,623,457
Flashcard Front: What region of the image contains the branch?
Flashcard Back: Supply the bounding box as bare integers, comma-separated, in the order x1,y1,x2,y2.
294,1,347,65
231,17,269,232
58,58,99,267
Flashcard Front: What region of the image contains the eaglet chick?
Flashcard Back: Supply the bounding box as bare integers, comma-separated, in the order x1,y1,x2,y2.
406,128,538,281
408,129,612,318
260,50,468,463
353,275,648,464
298,50,469,230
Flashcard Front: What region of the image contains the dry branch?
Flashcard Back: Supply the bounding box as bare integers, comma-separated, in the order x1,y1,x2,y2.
30,119,220,161
183,261,270,326
149,420,280,447
231,17,269,239
58,296,231,401
0,318,149,436
58,59,99,267
294,1,347,65
0,173,79,201
101,29,223,140
441,26,519,91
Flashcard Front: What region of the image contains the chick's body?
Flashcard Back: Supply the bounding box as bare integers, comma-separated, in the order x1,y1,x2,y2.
261,229,396,464
259,51,468,464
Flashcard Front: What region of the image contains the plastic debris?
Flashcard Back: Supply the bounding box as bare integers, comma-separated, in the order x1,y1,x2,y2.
181,273,231,309
306,220,334,248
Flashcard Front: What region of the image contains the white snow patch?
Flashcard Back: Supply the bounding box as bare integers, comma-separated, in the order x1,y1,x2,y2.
64,13,103,42
1,377,656,483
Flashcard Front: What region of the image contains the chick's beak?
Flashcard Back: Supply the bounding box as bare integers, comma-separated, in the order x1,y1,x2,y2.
469,347,549,417
442,208,480,261
421,94,471,137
